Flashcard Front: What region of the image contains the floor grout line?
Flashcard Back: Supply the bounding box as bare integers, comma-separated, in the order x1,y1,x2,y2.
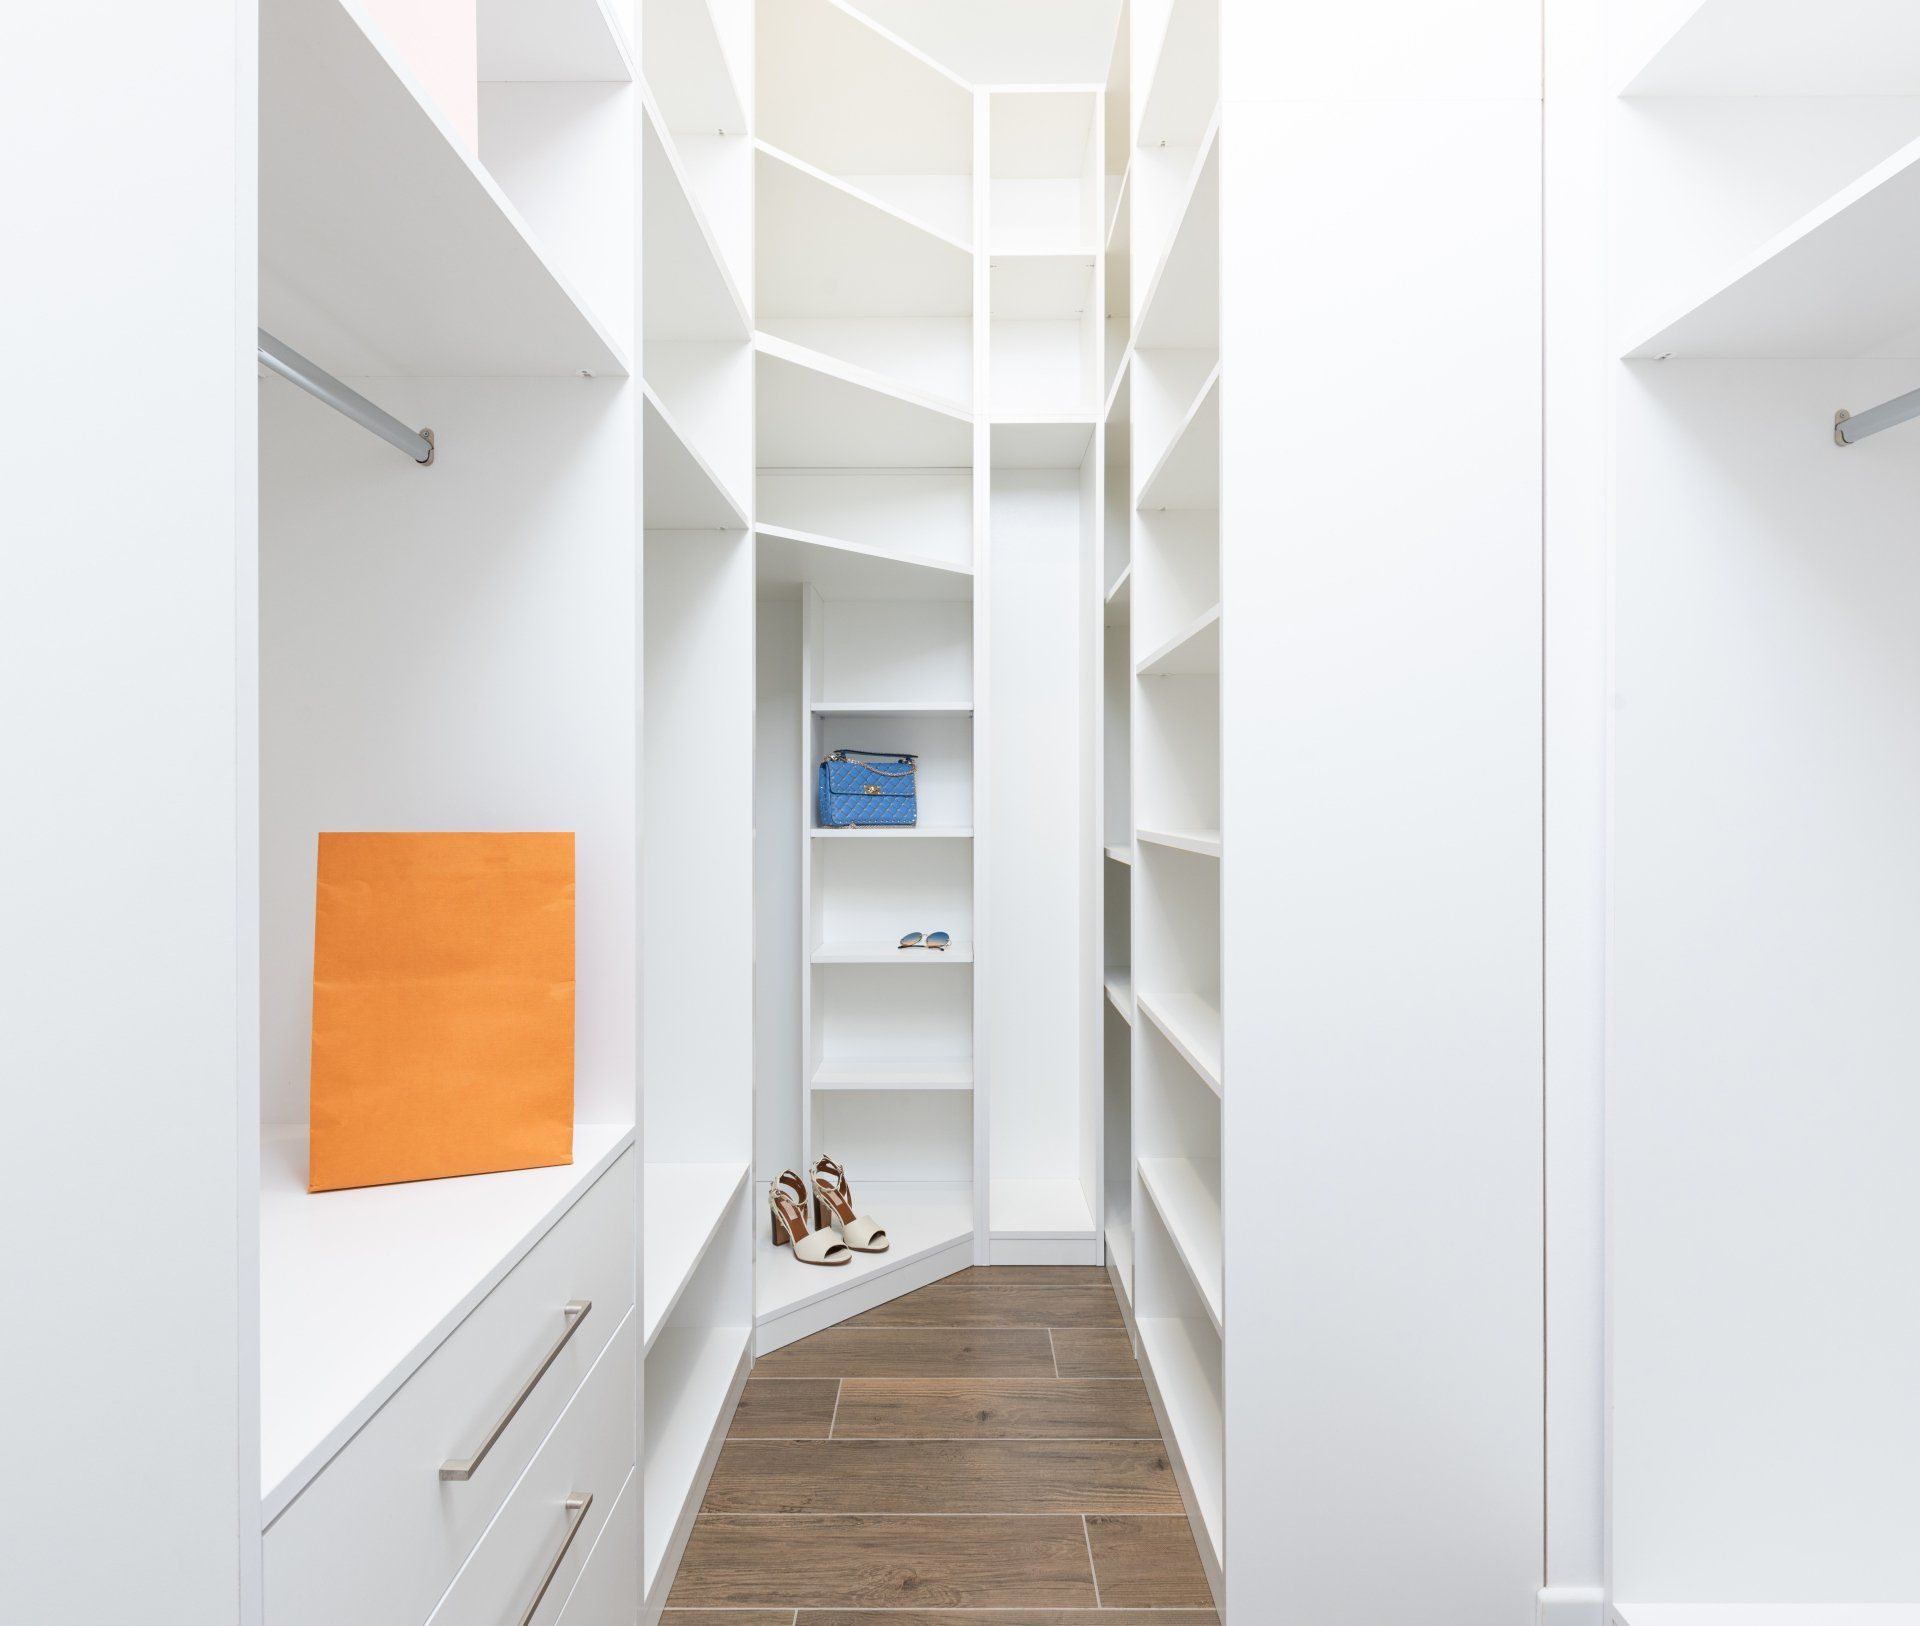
827,1377,841,1439
1083,1512,1103,1608
1048,1327,1061,1378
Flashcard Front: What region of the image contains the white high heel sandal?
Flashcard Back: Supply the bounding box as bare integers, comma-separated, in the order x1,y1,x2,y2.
769,1172,851,1266
811,1155,890,1253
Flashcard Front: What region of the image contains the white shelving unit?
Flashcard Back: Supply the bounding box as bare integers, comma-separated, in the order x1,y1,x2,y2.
1095,0,1225,1600
639,0,756,1613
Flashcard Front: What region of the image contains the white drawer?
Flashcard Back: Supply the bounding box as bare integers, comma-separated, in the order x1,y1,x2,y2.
427,1310,636,1626
265,1150,634,1626
551,1467,637,1626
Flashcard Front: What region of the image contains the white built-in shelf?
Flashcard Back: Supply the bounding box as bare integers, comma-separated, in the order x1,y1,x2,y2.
1621,0,1920,96
759,140,973,271
642,1320,751,1595
1137,826,1222,859
258,1121,634,1521
1136,604,1221,678
642,93,751,341
1135,0,1219,152
1612,1611,1920,1626
1137,368,1219,511
990,251,1097,317
1138,1157,1223,1330
810,1055,974,1090
260,0,628,378
641,1159,749,1352
1137,1313,1224,1563
757,333,974,468
757,522,974,603
480,0,633,80
812,940,975,965
757,0,973,246
992,418,1098,467
1106,159,1132,253
643,385,749,529
640,0,747,133
1104,842,1133,866
1625,135,1920,359
991,1177,1098,1239
811,825,974,839
1105,966,1136,1022
1104,343,1135,420
1137,987,1224,1097
810,699,973,715
1135,118,1220,356
756,1180,974,1325
1106,565,1133,627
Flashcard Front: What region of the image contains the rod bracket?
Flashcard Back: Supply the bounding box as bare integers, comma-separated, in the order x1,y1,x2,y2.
418,427,436,467
1835,408,1853,448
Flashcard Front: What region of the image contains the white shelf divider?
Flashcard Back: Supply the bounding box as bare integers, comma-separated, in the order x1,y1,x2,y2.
810,1055,974,1090
810,700,974,715
1137,826,1221,859
1136,987,1223,1097
260,0,630,378
1135,603,1220,677
1138,1156,1223,1329
1624,135,1920,360
810,825,974,840
812,940,975,965
643,385,749,529
640,1160,749,1351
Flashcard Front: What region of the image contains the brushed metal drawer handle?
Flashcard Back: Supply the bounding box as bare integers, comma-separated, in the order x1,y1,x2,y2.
519,1492,592,1626
440,1300,592,1481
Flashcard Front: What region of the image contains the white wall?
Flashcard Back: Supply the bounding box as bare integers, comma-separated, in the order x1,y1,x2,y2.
0,4,256,1620
1218,4,1545,1623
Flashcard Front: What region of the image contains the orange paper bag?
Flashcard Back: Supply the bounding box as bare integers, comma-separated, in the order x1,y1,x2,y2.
308,832,575,1192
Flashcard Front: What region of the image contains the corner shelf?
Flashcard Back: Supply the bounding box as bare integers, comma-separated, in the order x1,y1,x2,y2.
810,700,973,715
812,940,975,965
810,1056,974,1090
641,1160,749,1352
1105,842,1134,866
1137,826,1221,859
757,333,974,468
1105,966,1136,1022
1625,135,1920,360
757,522,974,602
1106,565,1133,627
1137,1156,1223,1330
261,0,629,378
810,825,973,839
1136,987,1223,1097
1136,604,1221,677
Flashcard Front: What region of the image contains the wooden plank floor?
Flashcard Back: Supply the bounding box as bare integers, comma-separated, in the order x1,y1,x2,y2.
664,1265,1218,1623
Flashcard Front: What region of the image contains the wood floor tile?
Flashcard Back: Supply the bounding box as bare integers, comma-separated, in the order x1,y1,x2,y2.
666,1515,1097,1609
662,1614,795,1625
1087,1515,1216,1608
728,1379,839,1438
797,1613,1219,1625
703,1439,1183,1514
1049,1326,1137,1377
832,1377,1158,1439
752,1327,1056,1379
841,1281,1122,1329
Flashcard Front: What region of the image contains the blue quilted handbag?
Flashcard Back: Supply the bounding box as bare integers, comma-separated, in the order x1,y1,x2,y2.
818,750,918,827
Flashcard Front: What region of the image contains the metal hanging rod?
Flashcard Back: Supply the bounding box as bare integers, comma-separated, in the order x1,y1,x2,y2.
1834,386,1920,448
257,329,435,464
